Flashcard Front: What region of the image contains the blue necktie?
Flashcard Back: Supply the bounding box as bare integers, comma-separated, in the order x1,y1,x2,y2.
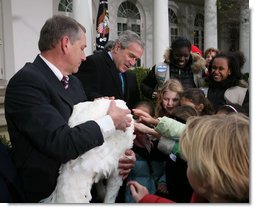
119,73,124,95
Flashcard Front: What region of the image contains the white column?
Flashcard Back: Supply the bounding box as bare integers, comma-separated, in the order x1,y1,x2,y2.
204,0,218,50
239,0,250,73
72,0,93,56
153,0,169,65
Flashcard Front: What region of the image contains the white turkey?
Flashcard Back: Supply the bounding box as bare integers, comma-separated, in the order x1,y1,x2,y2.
41,99,135,203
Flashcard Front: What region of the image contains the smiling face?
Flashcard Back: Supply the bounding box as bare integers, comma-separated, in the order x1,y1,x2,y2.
172,47,191,68
112,41,144,73
211,57,231,82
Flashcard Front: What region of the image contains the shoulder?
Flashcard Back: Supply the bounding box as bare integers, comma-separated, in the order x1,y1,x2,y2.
225,86,248,106
125,70,137,77
80,51,112,69
88,50,110,62
8,62,41,85
226,86,248,94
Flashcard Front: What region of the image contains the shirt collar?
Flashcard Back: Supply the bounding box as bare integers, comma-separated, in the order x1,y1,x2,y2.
108,51,113,61
39,54,67,81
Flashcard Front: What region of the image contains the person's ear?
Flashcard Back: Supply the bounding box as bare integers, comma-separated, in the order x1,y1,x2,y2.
60,36,69,54
113,40,121,52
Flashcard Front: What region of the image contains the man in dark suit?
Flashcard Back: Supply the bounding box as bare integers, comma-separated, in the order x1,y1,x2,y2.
4,15,136,202
75,30,144,109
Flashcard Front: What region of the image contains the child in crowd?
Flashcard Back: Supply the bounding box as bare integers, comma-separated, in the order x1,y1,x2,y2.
133,105,198,202
125,101,168,203
216,103,247,115
164,105,198,202
204,47,220,68
207,52,248,114
180,88,214,115
155,79,183,117
128,113,249,203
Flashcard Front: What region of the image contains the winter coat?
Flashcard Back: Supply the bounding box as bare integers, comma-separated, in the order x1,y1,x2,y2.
125,142,167,203
141,49,207,99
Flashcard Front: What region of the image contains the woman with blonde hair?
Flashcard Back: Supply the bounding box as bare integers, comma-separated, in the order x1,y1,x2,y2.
155,79,183,117
128,113,249,203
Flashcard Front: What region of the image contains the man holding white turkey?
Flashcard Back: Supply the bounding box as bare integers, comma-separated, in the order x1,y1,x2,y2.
4,15,136,202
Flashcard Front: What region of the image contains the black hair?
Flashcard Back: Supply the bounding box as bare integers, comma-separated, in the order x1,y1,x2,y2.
171,37,192,51
180,88,214,115
208,52,242,88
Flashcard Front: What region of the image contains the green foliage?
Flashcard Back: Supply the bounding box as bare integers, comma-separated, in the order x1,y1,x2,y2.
0,134,11,147
217,0,241,12
133,67,150,100
242,72,249,83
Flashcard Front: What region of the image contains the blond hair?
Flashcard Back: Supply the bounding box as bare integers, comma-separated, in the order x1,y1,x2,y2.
155,79,183,117
180,113,249,202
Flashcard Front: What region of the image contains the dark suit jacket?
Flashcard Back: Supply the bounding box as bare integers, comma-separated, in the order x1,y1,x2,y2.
75,50,140,109
4,55,104,202
0,142,25,202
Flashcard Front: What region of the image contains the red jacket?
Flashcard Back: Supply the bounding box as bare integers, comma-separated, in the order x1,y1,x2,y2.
139,192,208,203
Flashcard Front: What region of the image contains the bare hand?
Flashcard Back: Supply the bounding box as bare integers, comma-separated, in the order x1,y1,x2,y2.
128,180,149,202
118,149,136,180
134,123,160,139
132,109,159,126
157,183,169,194
107,101,131,131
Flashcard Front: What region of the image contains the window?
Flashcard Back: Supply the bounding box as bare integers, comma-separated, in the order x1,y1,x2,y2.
194,13,204,51
117,1,141,35
58,0,72,13
171,28,178,43
117,23,127,35
169,8,178,44
131,24,141,36
118,1,140,19
117,1,141,66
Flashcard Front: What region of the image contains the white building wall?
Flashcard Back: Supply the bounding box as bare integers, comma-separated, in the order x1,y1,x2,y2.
11,0,52,73
2,0,15,81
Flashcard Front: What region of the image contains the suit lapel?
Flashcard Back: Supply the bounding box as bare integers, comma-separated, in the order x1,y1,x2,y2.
33,56,75,107
101,51,124,97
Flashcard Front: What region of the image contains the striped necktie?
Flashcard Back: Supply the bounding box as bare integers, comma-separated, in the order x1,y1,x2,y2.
119,73,124,95
61,76,69,90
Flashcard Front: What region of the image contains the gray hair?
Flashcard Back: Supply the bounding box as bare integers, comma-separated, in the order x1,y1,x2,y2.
114,30,145,50
38,15,86,52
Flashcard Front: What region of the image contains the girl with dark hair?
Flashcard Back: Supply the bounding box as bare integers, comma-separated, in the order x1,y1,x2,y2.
180,88,214,115
207,52,249,115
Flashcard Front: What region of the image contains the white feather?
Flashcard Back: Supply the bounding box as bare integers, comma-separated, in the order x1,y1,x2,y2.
41,99,135,203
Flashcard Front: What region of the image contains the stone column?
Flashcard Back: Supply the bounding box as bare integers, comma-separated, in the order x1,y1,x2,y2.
239,0,250,73
72,0,93,56
153,0,169,65
204,0,218,50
